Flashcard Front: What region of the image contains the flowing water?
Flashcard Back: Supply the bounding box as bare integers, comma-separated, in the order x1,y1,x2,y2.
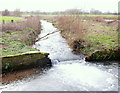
1,20,118,91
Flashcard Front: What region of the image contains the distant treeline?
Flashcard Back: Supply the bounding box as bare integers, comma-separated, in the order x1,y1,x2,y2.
21,9,119,15
0,9,119,16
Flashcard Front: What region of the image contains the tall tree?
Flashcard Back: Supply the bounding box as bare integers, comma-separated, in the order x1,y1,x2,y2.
2,9,10,16
13,9,21,17
90,8,102,15
65,9,83,15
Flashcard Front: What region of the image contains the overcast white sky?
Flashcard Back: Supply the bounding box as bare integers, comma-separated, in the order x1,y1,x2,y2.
0,0,119,12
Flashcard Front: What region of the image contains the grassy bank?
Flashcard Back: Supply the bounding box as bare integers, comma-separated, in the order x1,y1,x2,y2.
1,16,52,82
0,16,23,22
48,16,119,62
1,16,41,56
1,31,37,56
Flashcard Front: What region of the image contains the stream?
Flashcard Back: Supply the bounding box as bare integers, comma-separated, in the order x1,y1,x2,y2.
1,20,118,91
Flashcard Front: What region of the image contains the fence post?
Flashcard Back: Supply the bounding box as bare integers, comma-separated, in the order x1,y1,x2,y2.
2,20,5,24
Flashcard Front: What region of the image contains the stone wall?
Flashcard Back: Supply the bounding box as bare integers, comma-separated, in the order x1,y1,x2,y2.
1,51,51,73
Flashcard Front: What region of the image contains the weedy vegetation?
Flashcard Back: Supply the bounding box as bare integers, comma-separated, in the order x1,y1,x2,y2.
1,16,41,56
47,15,119,61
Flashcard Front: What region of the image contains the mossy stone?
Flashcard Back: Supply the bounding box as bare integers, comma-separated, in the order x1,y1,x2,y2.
1,51,51,73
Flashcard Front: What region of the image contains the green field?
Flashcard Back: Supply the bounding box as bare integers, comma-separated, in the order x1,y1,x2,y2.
79,15,118,18
22,14,118,18
0,16,23,22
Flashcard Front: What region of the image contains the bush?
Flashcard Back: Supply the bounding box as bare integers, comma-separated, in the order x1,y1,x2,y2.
1,16,41,56
56,16,84,47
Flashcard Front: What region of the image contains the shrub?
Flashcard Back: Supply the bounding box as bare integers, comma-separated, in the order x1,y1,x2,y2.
56,16,84,47
1,16,41,56
2,16,40,33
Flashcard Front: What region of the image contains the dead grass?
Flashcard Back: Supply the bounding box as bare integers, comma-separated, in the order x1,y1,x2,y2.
52,16,119,59
56,16,85,45
2,16,40,32
1,16,41,56
1,16,41,46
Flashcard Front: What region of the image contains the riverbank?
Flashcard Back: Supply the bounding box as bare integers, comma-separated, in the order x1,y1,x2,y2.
2,68,39,84
1,51,51,84
45,16,120,62
1,16,41,56
1,16,52,83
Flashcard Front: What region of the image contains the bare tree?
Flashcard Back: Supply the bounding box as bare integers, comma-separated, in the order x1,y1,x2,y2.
2,9,10,16
90,8,102,15
64,9,83,15
13,9,21,17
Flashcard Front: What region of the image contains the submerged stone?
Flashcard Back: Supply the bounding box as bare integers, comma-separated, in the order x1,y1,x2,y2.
85,49,120,62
